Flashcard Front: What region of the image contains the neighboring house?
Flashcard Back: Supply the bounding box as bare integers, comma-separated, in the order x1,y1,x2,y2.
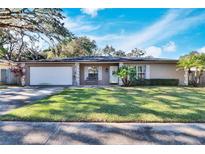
15,56,187,86
0,60,18,85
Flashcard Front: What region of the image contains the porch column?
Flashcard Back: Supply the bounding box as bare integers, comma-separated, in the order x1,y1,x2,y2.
74,62,80,86
119,62,123,86
184,69,189,86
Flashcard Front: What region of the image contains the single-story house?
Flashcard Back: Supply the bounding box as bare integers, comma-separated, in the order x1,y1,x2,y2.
1,56,204,86
15,56,188,86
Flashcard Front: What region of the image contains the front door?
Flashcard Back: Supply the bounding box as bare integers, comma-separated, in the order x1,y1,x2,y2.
109,66,118,83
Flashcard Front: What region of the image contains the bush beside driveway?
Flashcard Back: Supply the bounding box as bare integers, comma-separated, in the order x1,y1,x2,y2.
1,86,205,122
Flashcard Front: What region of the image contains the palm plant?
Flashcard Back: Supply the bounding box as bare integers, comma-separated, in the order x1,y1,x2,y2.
193,53,205,85
178,52,205,86
115,65,136,86
177,52,196,85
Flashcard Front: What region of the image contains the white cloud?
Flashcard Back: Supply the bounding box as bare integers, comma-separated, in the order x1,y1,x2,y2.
144,41,176,57
118,9,205,50
62,9,205,57
80,8,104,17
63,15,100,34
87,33,125,48
198,46,205,53
87,9,205,52
162,41,176,52
145,46,162,57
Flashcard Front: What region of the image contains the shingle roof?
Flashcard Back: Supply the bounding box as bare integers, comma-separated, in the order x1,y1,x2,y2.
21,56,178,63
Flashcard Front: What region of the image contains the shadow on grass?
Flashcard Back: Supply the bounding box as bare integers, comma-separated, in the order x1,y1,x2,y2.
1,87,205,122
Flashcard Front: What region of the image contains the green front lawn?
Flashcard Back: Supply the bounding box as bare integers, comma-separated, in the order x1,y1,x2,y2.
1,87,205,122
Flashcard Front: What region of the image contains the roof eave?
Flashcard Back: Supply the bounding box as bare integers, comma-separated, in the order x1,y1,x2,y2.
18,59,178,64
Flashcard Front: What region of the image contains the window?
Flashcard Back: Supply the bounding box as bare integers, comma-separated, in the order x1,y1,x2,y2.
136,65,146,79
86,66,98,80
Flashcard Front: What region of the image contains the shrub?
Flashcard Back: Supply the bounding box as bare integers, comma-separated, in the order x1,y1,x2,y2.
132,79,179,86
115,65,136,86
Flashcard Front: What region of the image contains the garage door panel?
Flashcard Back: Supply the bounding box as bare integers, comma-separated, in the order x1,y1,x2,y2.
30,67,73,85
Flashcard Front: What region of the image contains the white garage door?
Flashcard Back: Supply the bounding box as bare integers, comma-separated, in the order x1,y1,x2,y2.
30,67,73,85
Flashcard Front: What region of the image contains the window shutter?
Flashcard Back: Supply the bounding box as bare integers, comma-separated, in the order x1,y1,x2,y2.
98,66,102,80
84,66,88,80
145,65,150,79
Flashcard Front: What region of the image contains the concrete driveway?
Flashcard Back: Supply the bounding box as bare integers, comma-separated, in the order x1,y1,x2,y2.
0,122,204,145
0,87,64,115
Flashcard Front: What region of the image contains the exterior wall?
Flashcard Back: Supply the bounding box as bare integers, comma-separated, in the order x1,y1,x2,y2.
23,61,186,86
25,62,119,86
80,63,118,85
124,63,185,85
24,63,75,86
149,64,185,85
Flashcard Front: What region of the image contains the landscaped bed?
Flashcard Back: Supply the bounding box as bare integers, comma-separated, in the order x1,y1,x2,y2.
1,86,205,122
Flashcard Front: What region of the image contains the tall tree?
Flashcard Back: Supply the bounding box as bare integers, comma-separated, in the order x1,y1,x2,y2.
45,36,97,58
0,30,28,61
177,51,205,86
0,8,71,41
177,52,196,85
0,8,72,61
192,53,205,85
113,50,126,57
127,48,145,57
102,45,115,56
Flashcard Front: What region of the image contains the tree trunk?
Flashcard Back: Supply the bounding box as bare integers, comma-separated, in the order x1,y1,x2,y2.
197,70,203,86
121,78,126,86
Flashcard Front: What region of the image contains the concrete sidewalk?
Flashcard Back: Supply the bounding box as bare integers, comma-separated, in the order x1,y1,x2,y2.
0,122,204,145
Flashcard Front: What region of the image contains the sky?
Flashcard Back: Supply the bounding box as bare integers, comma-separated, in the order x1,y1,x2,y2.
62,8,205,59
